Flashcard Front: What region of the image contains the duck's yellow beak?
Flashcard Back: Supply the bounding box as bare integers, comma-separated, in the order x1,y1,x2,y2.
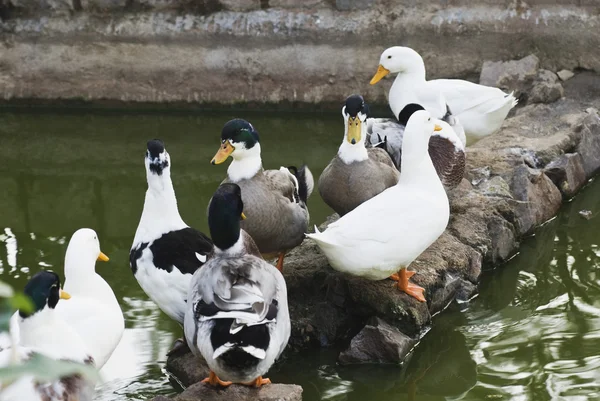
60,290,71,300
211,141,234,165
97,252,109,262
241,212,247,220
370,65,390,85
346,117,361,144
434,124,443,132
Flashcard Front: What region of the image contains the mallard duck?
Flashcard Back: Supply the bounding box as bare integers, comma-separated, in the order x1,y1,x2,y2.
370,46,517,141
4,229,123,369
130,139,213,353
184,183,290,387
319,95,399,216
307,110,450,302
367,103,466,189
210,119,313,271
0,271,96,401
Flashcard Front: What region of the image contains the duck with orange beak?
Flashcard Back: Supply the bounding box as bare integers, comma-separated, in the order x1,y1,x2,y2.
210,119,314,272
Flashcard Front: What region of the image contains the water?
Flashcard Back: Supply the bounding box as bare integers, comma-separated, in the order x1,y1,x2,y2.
1,109,600,401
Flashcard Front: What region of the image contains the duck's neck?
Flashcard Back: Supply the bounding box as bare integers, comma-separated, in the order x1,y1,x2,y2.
399,153,442,190
227,144,263,182
214,235,245,257
390,68,427,118
134,172,187,245
338,123,368,164
63,257,120,311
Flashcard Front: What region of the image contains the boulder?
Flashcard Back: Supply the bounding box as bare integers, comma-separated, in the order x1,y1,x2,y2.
268,0,328,9
557,69,575,82
544,153,586,198
575,109,600,177
335,0,375,11
338,317,417,365
218,0,260,11
165,351,210,388
152,383,303,401
479,54,539,96
529,70,564,104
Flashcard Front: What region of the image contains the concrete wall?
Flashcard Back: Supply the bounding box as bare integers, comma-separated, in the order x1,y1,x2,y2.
1,0,599,108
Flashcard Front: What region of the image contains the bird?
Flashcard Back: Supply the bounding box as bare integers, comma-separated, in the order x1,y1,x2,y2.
184,183,290,387
0,271,96,401
367,103,466,189
306,110,450,302
210,118,313,272
318,94,399,216
130,139,213,354
2,229,123,369
370,46,517,141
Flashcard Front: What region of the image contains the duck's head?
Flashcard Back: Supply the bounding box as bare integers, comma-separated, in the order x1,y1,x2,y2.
208,183,246,252
370,46,426,85
211,119,261,165
19,271,71,319
342,95,369,145
64,228,109,277
145,139,171,179
403,110,442,157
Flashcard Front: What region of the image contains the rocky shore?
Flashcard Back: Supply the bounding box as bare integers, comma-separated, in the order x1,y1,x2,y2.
152,65,600,400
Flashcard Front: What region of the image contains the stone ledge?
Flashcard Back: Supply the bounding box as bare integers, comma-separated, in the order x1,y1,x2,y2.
152,382,303,401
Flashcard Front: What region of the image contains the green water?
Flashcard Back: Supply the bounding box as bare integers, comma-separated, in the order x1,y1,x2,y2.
1,109,600,401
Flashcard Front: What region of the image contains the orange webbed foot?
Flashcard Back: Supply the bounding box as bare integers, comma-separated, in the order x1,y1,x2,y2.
243,376,271,387
201,371,233,387
390,269,426,302
276,253,285,272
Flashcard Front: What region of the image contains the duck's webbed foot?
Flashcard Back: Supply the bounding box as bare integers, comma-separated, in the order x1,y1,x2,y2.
243,376,271,387
389,269,426,302
201,371,233,387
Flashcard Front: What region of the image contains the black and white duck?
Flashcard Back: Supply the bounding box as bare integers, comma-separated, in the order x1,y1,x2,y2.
184,183,290,387
318,94,399,216
130,139,213,351
210,119,313,271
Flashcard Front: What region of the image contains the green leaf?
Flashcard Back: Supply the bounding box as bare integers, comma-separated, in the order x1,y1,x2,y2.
0,282,14,299
0,353,100,385
9,294,33,315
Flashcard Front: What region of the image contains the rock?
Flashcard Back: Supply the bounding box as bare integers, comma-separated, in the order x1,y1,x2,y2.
10,0,73,10
338,317,417,365
219,0,260,11
479,54,539,95
486,214,517,264
557,69,575,82
165,350,210,388
335,0,374,11
579,210,593,220
80,0,126,10
529,70,564,104
478,175,512,198
154,382,303,401
576,110,600,178
544,153,586,198
268,0,327,9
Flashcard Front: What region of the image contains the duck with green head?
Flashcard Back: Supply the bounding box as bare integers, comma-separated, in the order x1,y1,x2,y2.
210,119,314,272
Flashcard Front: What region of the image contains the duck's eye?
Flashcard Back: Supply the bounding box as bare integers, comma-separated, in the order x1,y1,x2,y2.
387,55,392,59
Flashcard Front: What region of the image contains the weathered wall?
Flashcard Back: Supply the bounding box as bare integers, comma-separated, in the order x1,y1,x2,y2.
1,0,599,107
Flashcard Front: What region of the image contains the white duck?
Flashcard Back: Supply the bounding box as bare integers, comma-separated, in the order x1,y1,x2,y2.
130,139,213,354
307,110,450,302
370,46,517,141
0,271,96,401
3,230,123,369
184,183,290,387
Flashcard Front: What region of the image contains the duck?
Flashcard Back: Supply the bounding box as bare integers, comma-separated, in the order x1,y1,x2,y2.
210,119,313,271
3,229,123,369
367,103,466,189
0,271,96,401
370,46,517,141
306,110,450,302
319,94,399,216
184,183,290,387
130,139,213,353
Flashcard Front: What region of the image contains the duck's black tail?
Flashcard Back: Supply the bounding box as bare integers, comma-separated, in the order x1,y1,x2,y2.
287,165,314,205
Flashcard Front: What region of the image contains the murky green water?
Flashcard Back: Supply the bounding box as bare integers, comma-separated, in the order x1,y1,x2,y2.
1,109,600,401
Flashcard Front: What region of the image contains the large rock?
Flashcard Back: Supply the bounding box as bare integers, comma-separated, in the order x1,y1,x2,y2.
219,0,260,12
479,54,539,96
529,69,564,104
544,153,586,198
152,383,303,401
338,317,417,365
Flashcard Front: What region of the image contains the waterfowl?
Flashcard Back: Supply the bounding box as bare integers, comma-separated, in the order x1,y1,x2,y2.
4,229,123,369
370,46,517,141
319,95,399,216
184,183,290,387
307,110,450,302
210,119,313,271
0,271,96,401
130,140,213,351
367,103,466,189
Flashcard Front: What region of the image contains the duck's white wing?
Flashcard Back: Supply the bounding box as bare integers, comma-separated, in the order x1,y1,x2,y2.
430,79,517,114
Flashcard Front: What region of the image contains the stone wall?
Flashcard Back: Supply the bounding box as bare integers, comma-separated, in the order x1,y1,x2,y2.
1,0,599,107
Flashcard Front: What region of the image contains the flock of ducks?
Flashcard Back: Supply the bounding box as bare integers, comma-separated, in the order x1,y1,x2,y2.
0,46,516,400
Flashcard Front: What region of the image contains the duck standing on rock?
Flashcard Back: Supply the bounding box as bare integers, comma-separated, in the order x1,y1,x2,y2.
130,139,213,354
370,46,517,141
307,110,450,302
319,94,399,216
367,103,466,189
210,119,313,271
184,183,290,387
0,271,96,401
3,229,124,369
